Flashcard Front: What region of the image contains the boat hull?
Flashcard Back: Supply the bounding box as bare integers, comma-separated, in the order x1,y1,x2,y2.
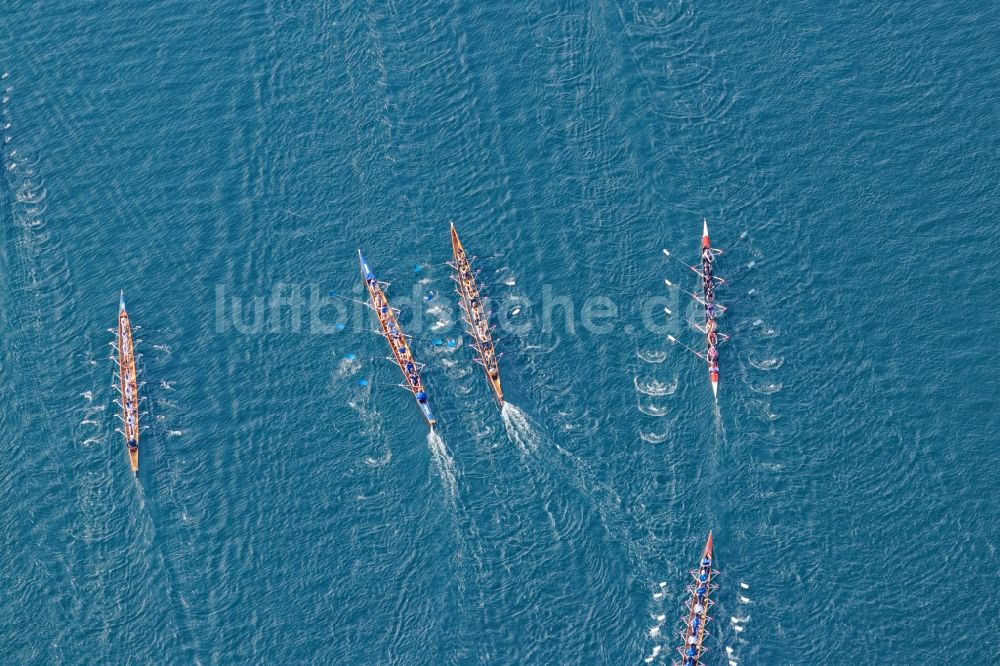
116,294,140,474
359,251,437,427
450,223,504,405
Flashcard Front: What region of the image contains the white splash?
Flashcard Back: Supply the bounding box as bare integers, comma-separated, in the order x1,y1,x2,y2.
739,596,751,603
640,431,669,444
636,349,667,363
428,429,457,497
501,402,539,453
740,582,749,589
637,402,668,417
634,376,678,396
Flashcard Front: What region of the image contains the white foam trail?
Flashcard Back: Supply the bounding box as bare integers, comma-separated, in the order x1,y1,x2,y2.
427,429,457,497
652,592,664,600
656,614,665,622
739,596,750,603
649,626,660,637
733,625,744,632
740,582,749,589
501,402,539,453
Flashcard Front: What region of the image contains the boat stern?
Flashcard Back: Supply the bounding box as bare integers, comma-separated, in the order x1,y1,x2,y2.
710,372,719,399
128,445,139,474
422,403,436,426
119,290,126,313
702,219,710,248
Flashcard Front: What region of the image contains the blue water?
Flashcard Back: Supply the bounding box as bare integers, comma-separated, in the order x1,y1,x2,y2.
2,1,999,663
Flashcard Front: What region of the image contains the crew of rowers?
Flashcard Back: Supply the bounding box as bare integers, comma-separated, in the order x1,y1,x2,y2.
456,252,500,382
122,370,139,448
701,246,720,377
367,276,427,399
681,553,714,666
119,324,139,449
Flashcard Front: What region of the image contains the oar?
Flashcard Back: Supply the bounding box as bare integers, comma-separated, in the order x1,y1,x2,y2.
717,318,762,346
662,248,703,278
664,279,709,307
716,261,756,286
667,334,707,361
718,289,756,314
719,230,749,255
327,291,378,311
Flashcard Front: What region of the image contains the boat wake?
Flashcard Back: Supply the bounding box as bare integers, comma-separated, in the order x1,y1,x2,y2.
748,355,783,370
364,449,392,468
633,376,678,396
639,430,669,444
636,349,667,364
751,381,782,395
637,402,668,417
427,429,457,497
501,402,539,453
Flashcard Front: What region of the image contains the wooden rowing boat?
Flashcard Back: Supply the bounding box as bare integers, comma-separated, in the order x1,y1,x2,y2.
359,251,436,426
116,291,140,473
450,222,503,405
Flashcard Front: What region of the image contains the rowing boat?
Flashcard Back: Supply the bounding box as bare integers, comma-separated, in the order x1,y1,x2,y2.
116,291,140,473
449,222,503,405
675,532,718,666
358,250,436,426
701,220,720,398
663,219,748,400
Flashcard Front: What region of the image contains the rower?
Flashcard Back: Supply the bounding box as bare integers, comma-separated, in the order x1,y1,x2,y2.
707,346,718,362
693,602,704,614
416,391,428,404
489,367,499,380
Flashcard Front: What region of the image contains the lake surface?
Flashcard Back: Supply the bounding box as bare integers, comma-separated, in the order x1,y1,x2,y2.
1,0,998,663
